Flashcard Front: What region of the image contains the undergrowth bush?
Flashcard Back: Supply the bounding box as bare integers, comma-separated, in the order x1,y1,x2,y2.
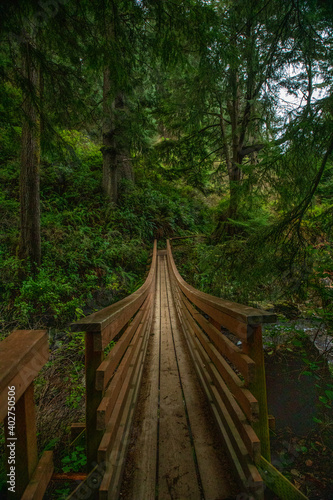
0,129,210,331
174,199,333,317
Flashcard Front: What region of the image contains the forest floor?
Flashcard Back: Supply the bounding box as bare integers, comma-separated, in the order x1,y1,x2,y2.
264,329,333,500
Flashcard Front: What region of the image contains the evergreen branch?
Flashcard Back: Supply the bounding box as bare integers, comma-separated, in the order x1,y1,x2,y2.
198,146,222,165
186,123,220,140
268,132,333,244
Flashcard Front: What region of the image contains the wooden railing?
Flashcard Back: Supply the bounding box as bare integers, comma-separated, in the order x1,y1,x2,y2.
71,240,157,499
166,240,307,500
0,240,308,500
166,240,274,497
0,330,53,499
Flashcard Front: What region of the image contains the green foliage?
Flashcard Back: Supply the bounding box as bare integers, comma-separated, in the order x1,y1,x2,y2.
43,437,61,451
64,363,85,409
54,486,71,499
61,446,87,473
13,267,80,323
114,176,210,240
0,128,209,330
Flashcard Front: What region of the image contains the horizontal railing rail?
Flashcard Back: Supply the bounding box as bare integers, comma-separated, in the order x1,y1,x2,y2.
70,240,157,499
167,240,308,500
0,329,53,499
167,240,271,499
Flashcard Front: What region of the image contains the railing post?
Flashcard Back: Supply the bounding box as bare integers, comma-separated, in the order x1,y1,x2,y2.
244,325,271,462
5,383,38,499
85,332,104,474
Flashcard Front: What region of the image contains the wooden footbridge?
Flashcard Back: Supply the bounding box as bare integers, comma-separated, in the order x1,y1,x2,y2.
0,240,309,500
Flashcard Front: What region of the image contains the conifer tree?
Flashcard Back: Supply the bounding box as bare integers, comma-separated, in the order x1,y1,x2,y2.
18,34,41,272
155,0,331,237
0,0,98,270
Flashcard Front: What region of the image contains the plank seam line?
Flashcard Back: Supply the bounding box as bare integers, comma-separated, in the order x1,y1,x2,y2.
163,256,205,500
155,255,161,500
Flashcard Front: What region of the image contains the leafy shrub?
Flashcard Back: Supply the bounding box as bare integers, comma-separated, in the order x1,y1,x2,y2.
0,128,210,330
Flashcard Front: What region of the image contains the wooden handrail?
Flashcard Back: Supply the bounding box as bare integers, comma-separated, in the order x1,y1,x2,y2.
0,330,47,421
72,240,157,350
167,240,308,500
70,240,158,495
166,239,272,498
0,330,53,499
166,240,276,329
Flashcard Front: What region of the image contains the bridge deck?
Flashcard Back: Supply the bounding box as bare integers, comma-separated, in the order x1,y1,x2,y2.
120,250,238,499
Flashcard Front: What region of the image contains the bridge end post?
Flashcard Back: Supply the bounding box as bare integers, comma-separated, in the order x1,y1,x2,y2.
244,324,271,463
5,383,38,499
85,332,104,479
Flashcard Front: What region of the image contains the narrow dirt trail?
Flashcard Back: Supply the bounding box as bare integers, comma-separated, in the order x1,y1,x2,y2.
120,251,238,500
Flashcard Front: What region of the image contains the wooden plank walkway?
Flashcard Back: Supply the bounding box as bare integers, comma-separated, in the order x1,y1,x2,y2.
120,250,238,500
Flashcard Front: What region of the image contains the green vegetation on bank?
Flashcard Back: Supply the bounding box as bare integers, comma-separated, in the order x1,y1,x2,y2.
0,131,211,333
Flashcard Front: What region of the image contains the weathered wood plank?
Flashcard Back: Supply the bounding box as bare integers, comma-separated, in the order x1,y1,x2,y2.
179,296,259,460
158,256,201,500
181,287,251,340
179,309,263,498
85,333,103,475
176,301,249,488
96,297,151,430
69,312,151,500
165,260,237,500
99,398,133,500
190,322,261,463
110,321,151,498
179,294,259,422
243,326,271,462
166,240,275,327
21,451,54,500
98,310,150,500
181,291,256,384
97,306,151,462
6,383,38,499
0,330,48,422
95,307,145,391
119,255,160,500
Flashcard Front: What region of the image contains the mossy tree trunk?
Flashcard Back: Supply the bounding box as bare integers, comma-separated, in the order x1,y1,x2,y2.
101,12,133,206
18,38,41,273
102,72,134,205
102,66,118,203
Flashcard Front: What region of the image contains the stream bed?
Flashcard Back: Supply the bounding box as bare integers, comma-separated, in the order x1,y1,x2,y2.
263,320,333,499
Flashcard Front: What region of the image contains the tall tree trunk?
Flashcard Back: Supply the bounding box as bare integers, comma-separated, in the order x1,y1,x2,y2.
102,66,118,203
214,63,262,239
102,69,133,204
228,162,242,221
228,68,243,223
102,10,133,205
18,39,41,273
112,92,134,184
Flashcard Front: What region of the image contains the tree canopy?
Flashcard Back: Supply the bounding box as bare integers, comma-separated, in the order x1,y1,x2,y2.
0,0,332,304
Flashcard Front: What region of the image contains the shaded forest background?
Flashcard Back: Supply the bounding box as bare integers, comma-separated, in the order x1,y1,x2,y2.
0,0,333,498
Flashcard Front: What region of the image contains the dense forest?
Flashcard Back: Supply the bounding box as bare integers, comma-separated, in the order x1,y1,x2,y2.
0,0,333,498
